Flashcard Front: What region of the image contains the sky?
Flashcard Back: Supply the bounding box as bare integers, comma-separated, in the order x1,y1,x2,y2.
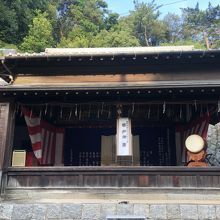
105,0,220,17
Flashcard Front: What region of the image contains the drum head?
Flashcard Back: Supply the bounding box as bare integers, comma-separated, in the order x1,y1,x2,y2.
185,134,205,153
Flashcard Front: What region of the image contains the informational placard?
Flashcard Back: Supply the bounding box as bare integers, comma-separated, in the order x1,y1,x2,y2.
116,118,132,156
12,150,26,167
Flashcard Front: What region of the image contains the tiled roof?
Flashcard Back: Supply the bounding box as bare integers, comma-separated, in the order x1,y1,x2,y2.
3,46,197,58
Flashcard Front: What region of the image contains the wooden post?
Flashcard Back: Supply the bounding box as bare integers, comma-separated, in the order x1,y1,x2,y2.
0,102,12,192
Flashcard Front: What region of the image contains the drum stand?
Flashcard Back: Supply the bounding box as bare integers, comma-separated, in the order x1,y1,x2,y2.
187,150,208,167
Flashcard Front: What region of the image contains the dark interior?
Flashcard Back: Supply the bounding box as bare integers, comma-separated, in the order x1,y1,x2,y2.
12,101,219,167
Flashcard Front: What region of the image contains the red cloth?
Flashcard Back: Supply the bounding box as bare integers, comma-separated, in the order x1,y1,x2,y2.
22,107,65,165
26,152,39,166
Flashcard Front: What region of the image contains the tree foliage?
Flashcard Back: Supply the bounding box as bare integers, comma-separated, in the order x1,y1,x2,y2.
0,1,18,44
0,0,219,51
0,0,54,44
58,0,108,37
20,11,54,53
163,13,182,43
181,2,220,49
129,0,167,46
58,27,91,47
91,28,140,47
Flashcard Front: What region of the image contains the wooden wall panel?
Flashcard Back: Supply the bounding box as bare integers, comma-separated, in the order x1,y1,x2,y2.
178,176,197,187
5,167,220,190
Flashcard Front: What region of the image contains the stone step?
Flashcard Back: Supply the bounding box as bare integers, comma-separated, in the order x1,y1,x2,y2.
3,188,220,205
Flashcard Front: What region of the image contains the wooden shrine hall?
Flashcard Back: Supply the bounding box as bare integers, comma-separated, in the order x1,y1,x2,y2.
0,46,220,194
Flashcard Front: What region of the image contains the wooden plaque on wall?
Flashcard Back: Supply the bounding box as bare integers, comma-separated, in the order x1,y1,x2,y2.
116,118,132,156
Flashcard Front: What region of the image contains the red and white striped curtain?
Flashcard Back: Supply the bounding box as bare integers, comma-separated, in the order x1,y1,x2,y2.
175,114,210,164
22,107,65,165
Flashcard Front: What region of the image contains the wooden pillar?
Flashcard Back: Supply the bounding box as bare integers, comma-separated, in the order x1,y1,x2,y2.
133,135,140,166
0,103,11,190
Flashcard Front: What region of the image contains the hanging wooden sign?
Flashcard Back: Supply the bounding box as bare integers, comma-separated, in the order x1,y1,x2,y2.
116,117,132,156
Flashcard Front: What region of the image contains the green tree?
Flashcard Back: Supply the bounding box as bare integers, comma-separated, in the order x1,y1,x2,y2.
163,13,182,43
58,0,108,38
91,29,140,47
0,1,18,44
130,0,167,46
1,0,218,50
56,0,125,47
20,11,54,53
91,14,139,47
105,12,119,30
0,0,53,45
47,1,62,44
182,2,220,49
206,3,220,49
57,27,90,47
161,40,206,50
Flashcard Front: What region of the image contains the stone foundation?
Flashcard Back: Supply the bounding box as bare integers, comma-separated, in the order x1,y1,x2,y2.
2,189,220,220
1,202,220,220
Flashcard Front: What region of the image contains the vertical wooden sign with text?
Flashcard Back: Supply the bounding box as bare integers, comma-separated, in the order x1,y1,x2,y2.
116,118,132,156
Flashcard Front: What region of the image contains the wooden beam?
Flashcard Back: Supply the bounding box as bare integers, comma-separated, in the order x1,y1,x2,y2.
12,70,220,87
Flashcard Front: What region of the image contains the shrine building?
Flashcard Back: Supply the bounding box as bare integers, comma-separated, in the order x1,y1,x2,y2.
0,46,220,220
